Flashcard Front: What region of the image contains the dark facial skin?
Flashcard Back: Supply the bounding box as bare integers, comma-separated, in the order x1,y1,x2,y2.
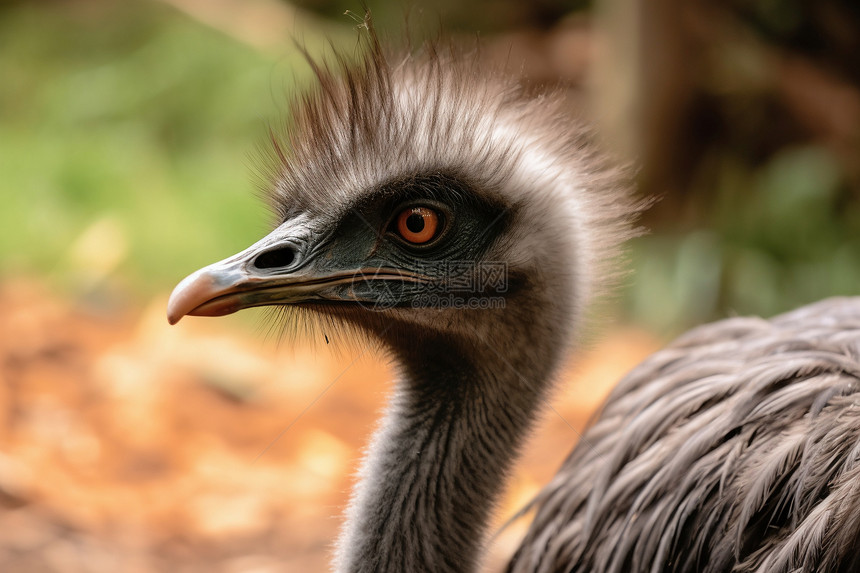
302,173,510,308
166,172,512,323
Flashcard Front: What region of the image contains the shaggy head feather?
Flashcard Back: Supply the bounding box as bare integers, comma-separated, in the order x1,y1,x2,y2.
255,16,640,347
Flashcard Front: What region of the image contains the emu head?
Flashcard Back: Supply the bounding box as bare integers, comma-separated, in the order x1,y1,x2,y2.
167,26,635,357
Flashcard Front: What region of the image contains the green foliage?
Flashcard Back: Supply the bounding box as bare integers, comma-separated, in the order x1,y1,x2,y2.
627,145,859,334
0,1,315,295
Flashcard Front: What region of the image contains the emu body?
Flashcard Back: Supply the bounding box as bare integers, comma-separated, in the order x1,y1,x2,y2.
509,298,860,572
167,24,860,573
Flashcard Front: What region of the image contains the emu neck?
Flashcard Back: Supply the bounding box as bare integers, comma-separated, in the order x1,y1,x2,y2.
335,327,561,572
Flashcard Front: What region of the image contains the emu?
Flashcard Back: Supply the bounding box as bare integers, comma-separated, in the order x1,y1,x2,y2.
167,24,860,573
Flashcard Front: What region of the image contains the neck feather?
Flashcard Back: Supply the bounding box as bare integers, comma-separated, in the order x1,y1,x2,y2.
334,318,565,572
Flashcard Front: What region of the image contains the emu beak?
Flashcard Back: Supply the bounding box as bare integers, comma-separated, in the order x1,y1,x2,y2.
167,223,427,324
166,260,347,325
167,223,314,325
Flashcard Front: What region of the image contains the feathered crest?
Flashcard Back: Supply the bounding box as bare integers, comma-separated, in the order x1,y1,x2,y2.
257,14,510,214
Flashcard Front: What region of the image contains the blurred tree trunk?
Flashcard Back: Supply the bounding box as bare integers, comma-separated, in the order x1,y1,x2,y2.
595,0,860,224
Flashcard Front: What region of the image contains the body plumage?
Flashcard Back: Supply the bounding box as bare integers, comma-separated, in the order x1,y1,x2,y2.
511,298,860,572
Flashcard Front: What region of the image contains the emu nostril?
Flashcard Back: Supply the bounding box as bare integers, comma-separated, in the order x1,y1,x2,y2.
254,246,296,270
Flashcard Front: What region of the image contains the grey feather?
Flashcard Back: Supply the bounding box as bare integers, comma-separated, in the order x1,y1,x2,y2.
508,298,860,573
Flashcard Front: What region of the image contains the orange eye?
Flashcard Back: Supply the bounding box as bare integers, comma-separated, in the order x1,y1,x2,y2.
396,207,440,244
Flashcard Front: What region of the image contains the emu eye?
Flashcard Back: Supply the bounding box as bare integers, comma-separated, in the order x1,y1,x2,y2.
395,207,440,244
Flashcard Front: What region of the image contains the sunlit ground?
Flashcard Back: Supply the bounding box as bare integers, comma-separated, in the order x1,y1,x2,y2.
0,277,659,571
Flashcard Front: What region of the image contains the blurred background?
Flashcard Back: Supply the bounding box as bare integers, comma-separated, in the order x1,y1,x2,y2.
1,0,858,570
